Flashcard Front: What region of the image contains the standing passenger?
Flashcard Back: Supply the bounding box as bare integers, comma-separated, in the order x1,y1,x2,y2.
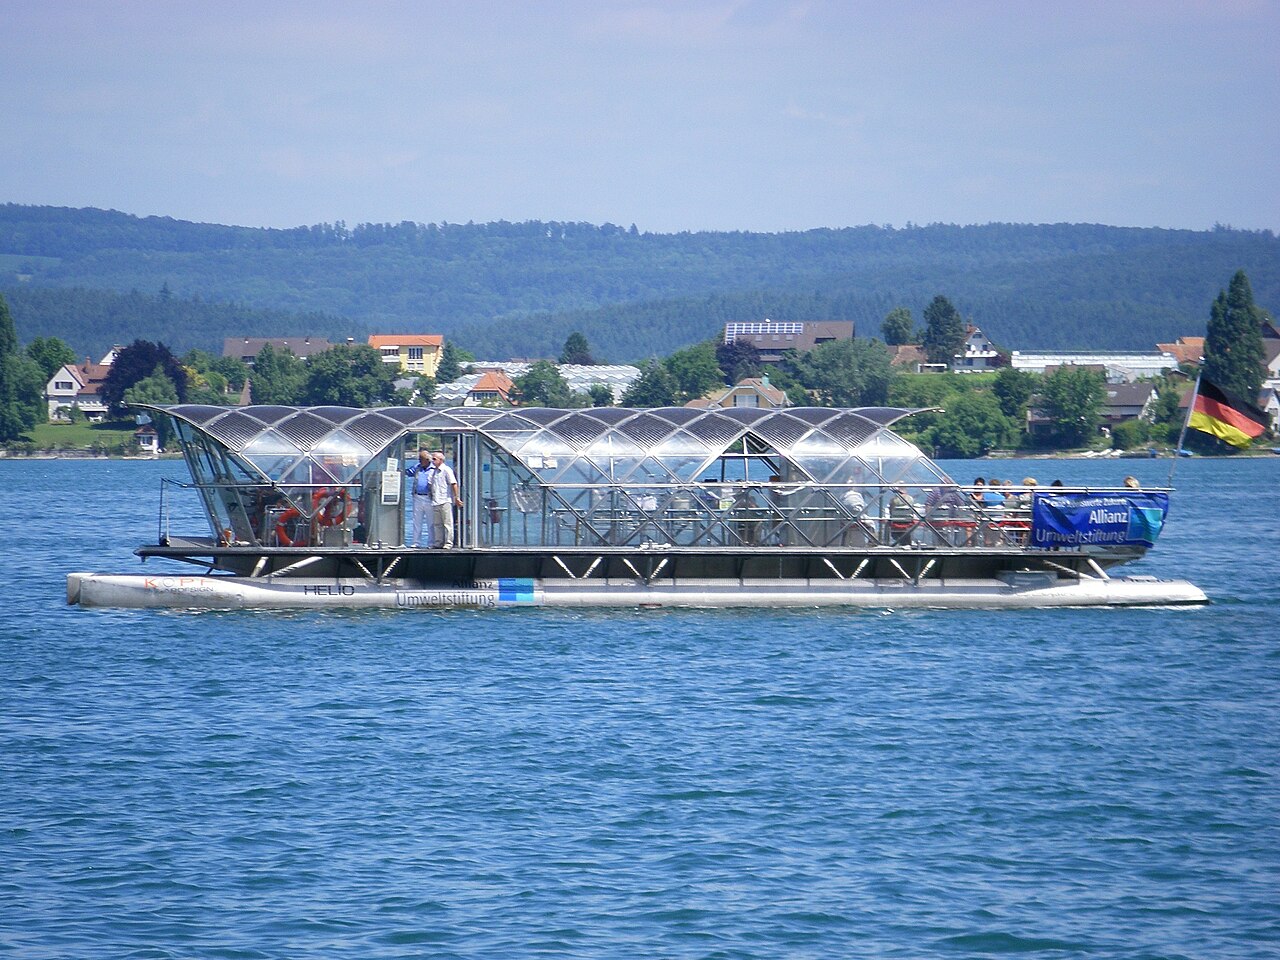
405,449,435,547
428,450,464,548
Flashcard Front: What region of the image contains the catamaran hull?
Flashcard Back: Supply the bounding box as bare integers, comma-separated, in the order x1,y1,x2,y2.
68,571,1207,610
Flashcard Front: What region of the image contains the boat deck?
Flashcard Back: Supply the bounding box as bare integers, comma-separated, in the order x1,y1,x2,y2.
138,536,1139,585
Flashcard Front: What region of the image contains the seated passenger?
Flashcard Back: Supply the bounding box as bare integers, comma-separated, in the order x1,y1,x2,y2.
840,487,874,545
1017,476,1038,509
925,484,967,514
889,487,916,544
982,477,1006,509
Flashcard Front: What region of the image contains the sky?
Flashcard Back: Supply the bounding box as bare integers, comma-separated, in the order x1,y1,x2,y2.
2,0,1277,234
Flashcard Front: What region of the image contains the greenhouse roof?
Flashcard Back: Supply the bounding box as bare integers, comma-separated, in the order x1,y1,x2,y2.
154,405,938,487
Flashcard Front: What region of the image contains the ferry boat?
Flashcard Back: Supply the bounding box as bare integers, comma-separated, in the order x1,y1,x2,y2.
68,404,1207,610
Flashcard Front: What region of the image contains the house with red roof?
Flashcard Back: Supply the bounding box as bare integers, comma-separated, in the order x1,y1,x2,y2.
368,334,444,377
45,348,119,422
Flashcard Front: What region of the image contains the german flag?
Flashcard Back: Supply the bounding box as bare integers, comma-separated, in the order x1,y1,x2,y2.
1188,377,1269,448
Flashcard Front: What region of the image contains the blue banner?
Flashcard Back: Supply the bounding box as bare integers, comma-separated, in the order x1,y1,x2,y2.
1029,492,1169,549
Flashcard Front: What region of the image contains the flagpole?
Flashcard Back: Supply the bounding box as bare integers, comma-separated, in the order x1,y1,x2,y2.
1168,364,1203,485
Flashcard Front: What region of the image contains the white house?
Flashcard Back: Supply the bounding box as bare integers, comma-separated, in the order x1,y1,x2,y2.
1263,339,1280,391
133,424,160,455
1260,388,1280,432
952,325,1001,372
45,349,118,421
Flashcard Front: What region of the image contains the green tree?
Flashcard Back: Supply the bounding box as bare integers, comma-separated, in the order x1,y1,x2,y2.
992,366,1039,420
183,349,249,391
180,348,244,405
101,339,187,416
928,391,1016,458
513,360,573,406
887,371,970,441
0,293,45,440
663,342,723,403
249,345,306,404
558,331,596,365
435,341,463,383
786,339,894,406
621,361,679,407
124,367,180,448
715,338,760,384
25,336,77,382
922,295,966,367
412,374,437,406
1036,366,1105,447
1147,375,1185,443
587,383,614,407
299,344,397,406
124,365,179,410
881,307,915,346
1110,418,1151,451
1204,269,1267,401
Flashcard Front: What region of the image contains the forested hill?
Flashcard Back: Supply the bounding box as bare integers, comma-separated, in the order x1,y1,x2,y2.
2,203,1277,361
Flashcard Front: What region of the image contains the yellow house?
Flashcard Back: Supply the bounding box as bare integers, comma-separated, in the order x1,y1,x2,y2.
367,334,444,377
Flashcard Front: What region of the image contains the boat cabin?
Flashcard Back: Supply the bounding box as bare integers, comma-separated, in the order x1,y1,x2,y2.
154,404,996,551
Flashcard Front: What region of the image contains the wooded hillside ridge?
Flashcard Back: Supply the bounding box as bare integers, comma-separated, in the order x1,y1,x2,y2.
3,204,1277,361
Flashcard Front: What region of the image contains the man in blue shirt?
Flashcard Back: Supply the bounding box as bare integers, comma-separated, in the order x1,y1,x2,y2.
405,449,436,547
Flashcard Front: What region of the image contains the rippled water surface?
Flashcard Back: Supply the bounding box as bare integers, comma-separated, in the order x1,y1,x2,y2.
3,457,1278,958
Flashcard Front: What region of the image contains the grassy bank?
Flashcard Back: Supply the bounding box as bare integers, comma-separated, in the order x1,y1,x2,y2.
3,420,141,456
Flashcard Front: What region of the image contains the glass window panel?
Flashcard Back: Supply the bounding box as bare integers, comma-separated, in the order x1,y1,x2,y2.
549,412,610,446
207,410,276,448
274,411,335,447
614,412,680,446
683,412,745,445
342,412,407,452
752,415,816,447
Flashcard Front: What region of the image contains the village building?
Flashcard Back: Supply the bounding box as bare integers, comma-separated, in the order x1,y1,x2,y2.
1010,350,1178,383
722,320,854,364
952,324,1001,372
1027,381,1159,440
556,364,642,402
1260,388,1280,432
1100,382,1159,428
686,376,790,410
888,344,939,373
1155,336,1205,367
45,347,120,422
429,370,516,406
434,362,641,406
132,424,160,456
367,334,444,377
1262,335,1280,392
222,337,336,365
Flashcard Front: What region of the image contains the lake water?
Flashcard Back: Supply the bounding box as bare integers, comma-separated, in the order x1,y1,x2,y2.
2,456,1277,958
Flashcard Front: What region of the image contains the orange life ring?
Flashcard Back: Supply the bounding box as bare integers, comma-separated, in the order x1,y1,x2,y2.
274,505,304,546
315,488,350,527
274,489,350,546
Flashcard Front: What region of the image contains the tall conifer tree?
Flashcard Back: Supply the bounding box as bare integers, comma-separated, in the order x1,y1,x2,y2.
1203,269,1266,402
0,293,46,441
922,296,966,367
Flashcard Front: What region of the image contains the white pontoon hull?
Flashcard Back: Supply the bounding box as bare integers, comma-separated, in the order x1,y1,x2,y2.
68,572,1207,610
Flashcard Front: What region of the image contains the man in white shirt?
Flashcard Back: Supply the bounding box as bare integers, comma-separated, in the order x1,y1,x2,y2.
426,450,463,548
